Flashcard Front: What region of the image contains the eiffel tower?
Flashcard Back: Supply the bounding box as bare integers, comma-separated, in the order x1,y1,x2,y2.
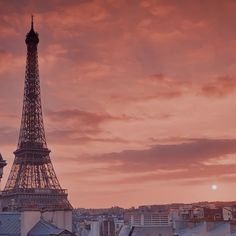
1,17,72,211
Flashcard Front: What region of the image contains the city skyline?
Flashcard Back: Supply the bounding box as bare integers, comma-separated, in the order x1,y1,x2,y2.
0,0,236,208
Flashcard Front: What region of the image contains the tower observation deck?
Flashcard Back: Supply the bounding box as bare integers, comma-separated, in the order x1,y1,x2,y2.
1,17,72,211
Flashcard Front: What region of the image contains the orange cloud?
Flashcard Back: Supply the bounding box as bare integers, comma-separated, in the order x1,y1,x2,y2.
201,76,236,97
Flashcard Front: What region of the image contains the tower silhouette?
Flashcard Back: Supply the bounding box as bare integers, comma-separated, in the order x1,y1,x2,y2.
2,17,72,211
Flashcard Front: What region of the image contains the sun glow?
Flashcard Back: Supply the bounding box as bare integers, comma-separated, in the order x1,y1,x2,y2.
211,184,218,190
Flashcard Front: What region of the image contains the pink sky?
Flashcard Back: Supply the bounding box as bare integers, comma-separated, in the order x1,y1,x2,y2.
0,0,236,208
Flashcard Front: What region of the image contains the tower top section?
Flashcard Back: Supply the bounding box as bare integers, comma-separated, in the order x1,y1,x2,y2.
25,15,39,45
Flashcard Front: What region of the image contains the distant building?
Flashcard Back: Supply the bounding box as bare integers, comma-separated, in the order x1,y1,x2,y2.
178,205,223,221
203,207,223,221
114,218,124,235
192,207,204,219
223,207,236,221
73,217,121,236
125,210,171,227
101,219,115,236
89,221,101,236
178,205,193,220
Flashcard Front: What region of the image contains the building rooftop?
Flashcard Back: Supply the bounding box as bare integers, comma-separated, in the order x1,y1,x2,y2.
129,226,173,236
28,218,73,235
0,212,21,236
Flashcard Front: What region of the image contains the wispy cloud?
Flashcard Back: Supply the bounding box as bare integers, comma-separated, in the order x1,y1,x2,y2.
201,76,236,97
72,138,236,185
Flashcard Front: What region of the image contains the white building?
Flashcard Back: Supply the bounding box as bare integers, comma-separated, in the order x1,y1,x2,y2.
114,218,124,235
125,211,171,226
88,221,101,236
223,207,236,221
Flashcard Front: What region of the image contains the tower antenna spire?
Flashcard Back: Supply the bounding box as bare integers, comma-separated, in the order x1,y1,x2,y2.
31,14,34,30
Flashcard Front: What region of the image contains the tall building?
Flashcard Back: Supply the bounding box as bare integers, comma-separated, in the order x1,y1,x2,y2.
1,17,72,212
101,219,116,236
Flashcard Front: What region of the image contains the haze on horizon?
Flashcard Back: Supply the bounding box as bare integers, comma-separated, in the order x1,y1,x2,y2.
0,0,236,208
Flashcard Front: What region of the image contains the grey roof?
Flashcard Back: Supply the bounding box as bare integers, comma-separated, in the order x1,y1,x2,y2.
207,222,228,236
28,219,72,236
118,225,131,236
176,221,236,236
129,226,173,236
177,222,206,236
0,212,21,236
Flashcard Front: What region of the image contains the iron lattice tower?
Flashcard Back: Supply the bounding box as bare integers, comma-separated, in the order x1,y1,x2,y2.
2,18,72,211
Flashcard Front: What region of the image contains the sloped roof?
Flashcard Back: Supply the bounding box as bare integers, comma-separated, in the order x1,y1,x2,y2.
0,212,21,236
177,222,206,236
207,222,229,236
118,225,132,236
129,226,173,236
28,218,73,236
